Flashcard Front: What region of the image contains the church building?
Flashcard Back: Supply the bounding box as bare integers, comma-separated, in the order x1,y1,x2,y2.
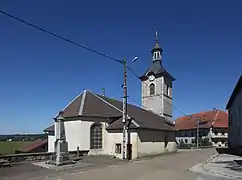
44,32,177,160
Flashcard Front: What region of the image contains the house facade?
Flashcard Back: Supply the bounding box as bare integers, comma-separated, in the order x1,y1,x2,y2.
226,75,242,154
44,32,177,160
175,109,228,147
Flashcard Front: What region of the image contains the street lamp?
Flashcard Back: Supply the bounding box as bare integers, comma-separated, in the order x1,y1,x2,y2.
122,57,138,160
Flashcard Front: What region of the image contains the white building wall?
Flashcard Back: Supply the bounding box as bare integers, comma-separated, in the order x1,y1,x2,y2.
48,135,55,152
47,120,96,153
104,131,138,159
228,89,242,149
137,129,177,157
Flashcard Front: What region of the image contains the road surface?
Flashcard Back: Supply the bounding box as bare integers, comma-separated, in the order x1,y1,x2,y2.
1,149,231,180
43,149,229,180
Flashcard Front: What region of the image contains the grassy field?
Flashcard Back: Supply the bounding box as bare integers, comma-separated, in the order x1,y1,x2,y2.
0,141,32,155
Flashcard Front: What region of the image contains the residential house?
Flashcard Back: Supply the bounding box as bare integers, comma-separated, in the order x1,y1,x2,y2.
226,75,242,154
175,109,228,147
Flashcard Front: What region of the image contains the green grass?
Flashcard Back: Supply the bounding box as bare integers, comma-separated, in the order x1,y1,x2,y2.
0,141,32,155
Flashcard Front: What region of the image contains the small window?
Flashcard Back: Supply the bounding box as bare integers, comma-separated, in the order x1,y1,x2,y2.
150,83,155,95
115,143,121,154
185,139,188,143
157,52,160,59
165,84,169,95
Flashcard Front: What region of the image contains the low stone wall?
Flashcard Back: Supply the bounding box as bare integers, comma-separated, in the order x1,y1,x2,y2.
0,151,88,163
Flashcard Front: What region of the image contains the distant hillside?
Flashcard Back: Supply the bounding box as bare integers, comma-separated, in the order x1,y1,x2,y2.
0,134,47,141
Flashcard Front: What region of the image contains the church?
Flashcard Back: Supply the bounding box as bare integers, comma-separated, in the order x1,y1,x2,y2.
44,32,177,160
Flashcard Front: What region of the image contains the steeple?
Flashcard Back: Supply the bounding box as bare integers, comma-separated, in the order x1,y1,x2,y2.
151,30,163,62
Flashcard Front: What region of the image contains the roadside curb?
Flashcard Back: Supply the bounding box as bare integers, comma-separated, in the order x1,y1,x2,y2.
203,154,242,179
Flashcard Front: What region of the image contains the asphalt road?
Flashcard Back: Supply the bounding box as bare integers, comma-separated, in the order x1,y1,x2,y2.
0,149,231,180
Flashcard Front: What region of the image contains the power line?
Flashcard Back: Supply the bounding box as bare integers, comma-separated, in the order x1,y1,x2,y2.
0,9,187,117
0,9,122,64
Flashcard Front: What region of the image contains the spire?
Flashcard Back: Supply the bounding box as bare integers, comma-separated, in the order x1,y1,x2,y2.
151,29,163,61
151,29,163,53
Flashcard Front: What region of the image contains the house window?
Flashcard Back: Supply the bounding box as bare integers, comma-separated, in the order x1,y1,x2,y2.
185,139,188,143
90,123,102,149
115,144,121,154
150,83,155,95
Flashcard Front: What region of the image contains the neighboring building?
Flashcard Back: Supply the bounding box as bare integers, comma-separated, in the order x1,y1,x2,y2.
44,32,177,160
175,109,228,147
226,75,242,154
15,139,48,153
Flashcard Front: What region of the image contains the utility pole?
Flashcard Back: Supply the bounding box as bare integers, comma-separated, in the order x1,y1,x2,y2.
122,59,128,160
196,117,200,148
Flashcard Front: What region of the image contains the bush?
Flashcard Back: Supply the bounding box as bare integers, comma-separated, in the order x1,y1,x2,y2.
201,138,212,146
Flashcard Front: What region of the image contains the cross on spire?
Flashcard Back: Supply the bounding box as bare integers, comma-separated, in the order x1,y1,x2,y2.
155,29,158,42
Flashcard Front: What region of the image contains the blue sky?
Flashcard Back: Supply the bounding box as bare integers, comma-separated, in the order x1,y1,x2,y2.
0,0,241,134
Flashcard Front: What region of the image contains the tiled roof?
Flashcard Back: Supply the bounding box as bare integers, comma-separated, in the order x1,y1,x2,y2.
44,125,54,132
17,139,47,153
45,90,175,132
175,109,228,130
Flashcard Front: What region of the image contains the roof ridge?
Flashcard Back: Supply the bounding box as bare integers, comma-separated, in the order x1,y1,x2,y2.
79,90,87,115
91,92,140,127
213,109,221,121
53,90,85,118
89,91,123,113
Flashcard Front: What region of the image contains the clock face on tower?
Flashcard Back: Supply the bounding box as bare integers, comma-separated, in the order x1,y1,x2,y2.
148,75,155,81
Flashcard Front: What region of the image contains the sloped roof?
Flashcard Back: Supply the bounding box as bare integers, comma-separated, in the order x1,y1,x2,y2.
17,139,47,153
48,90,175,131
44,125,54,132
226,75,242,109
175,109,228,130
140,61,175,81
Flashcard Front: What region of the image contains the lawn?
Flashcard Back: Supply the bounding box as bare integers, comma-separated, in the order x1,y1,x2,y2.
0,141,32,155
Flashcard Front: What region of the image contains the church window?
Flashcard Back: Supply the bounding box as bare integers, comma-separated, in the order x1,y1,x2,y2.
90,123,102,149
150,83,155,95
115,143,121,153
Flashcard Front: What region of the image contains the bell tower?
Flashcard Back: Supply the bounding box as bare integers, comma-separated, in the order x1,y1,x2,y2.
139,30,175,121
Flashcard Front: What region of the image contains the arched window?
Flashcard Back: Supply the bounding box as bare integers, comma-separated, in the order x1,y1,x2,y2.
90,123,102,149
150,83,155,95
